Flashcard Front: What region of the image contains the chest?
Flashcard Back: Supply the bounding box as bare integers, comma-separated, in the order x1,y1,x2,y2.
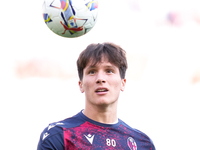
63,126,149,150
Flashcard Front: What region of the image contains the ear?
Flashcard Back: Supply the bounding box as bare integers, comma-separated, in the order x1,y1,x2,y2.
79,81,84,93
120,79,126,91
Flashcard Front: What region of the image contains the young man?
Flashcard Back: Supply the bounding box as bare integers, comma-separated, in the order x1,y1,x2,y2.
37,42,156,150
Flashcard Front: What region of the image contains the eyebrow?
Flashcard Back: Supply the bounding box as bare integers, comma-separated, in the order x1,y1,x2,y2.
86,65,117,70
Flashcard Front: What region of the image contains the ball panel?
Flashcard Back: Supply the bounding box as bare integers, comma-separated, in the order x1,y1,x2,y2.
42,0,98,38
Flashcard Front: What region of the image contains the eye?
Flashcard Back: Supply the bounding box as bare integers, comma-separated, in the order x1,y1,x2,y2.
88,70,96,74
106,69,114,74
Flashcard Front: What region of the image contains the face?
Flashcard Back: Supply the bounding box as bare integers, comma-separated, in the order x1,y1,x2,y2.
79,58,126,107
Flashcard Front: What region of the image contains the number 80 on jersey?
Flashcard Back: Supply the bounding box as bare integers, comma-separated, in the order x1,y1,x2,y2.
106,138,116,147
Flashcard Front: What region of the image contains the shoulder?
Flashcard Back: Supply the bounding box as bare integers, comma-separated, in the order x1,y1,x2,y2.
37,112,85,150
119,119,145,134
119,119,156,150
42,113,84,140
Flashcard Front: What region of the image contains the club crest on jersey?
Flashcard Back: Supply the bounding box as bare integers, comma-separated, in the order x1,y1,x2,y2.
127,137,137,150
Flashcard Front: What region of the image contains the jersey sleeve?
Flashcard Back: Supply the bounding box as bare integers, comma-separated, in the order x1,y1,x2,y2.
150,138,156,150
37,126,65,150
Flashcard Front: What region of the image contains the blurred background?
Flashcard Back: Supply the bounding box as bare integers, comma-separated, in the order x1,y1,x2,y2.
1,0,200,149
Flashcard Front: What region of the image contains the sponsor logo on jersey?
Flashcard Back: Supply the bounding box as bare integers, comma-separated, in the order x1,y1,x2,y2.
127,137,137,150
84,134,95,144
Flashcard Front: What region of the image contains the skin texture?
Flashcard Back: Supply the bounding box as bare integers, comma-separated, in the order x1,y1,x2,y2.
79,57,126,124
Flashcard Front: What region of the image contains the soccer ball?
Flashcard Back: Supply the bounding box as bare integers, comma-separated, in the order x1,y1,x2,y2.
42,0,98,38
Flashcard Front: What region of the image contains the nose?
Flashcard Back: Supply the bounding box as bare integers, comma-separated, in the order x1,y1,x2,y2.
96,72,106,84
96,78,106,84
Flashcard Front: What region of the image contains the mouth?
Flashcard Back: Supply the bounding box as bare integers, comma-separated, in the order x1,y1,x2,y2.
95,88,109,94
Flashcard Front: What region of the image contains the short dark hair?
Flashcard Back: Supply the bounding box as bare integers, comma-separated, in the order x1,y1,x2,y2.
77,42,128,81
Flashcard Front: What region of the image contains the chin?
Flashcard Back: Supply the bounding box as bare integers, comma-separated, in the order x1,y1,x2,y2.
95,98,117,106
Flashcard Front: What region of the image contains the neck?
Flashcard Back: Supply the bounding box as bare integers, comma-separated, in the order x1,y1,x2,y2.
83,104,118,124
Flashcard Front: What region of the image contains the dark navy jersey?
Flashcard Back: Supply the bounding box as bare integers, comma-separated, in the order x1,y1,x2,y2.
37,111,155,150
